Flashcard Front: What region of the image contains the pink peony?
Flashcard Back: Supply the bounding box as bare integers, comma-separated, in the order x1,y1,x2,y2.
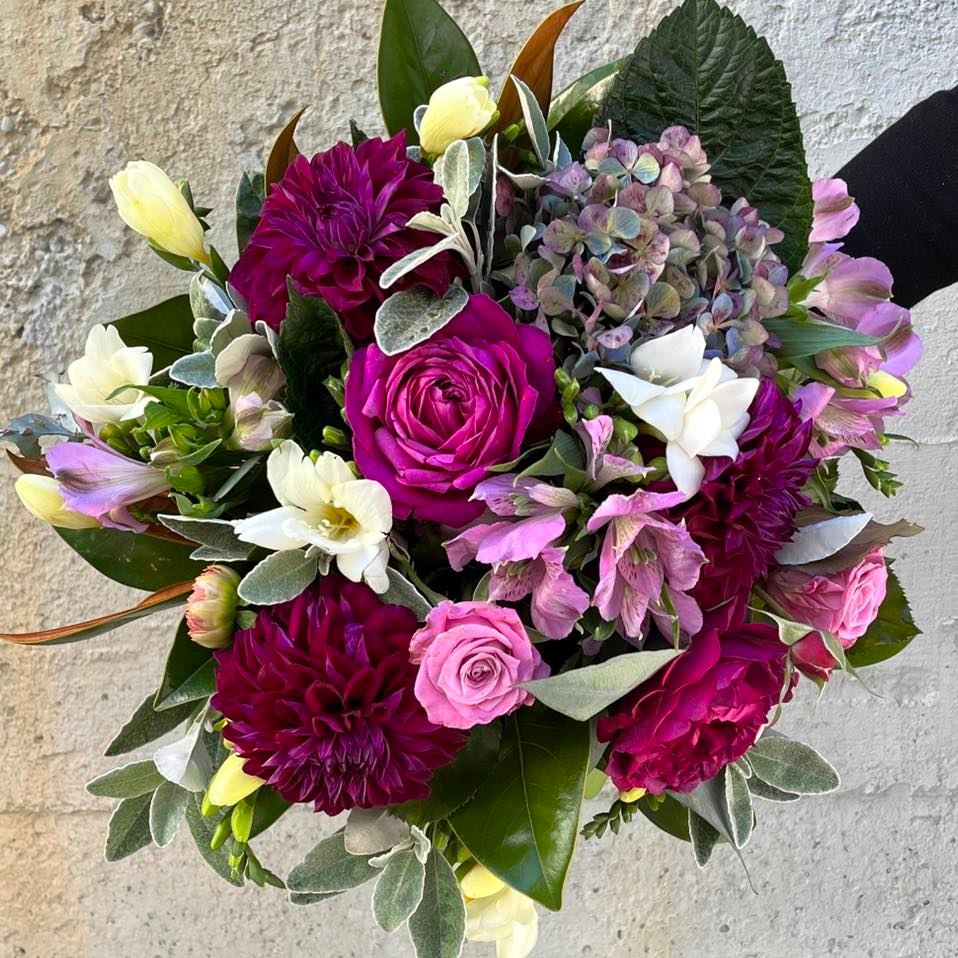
345,295,557,527
598,625,793,794
229,133,459,341
766,547,888,678
409,601,549,730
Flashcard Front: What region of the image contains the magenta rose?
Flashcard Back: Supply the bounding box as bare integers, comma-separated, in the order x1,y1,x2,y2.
409,601,549,730
597,625,793,794
345,294,557,526
766,547,888,678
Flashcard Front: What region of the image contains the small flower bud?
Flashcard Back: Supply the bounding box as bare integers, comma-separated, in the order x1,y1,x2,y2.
206,750,264,807
15,475,101,530
419,76,497,156
618,787,646,803
185,565,241,649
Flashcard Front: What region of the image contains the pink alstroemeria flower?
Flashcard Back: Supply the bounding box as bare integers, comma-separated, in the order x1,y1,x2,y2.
804,253,893,322
576,415,649,490
809,178,860,243
586,488,705,642
793,383,899,458
46,440,170,532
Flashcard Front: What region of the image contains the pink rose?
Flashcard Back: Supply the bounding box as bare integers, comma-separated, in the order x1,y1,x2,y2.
409,602,549,730
598,625,793,794
766,547,888,678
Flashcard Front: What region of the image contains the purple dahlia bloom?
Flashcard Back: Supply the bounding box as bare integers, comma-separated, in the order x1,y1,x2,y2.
230,133,459,341
211,577,463,815
672,379,817,630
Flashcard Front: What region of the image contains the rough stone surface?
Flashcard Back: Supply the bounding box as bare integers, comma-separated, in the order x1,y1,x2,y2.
1,1,956,956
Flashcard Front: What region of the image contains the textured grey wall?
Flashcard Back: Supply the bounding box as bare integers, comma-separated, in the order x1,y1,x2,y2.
1,1,956,956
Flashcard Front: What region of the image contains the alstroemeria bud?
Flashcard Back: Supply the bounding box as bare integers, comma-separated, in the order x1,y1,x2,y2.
109,161,210,264
207,750,263,807
226,393,293,452
185,565,240,649
15,474,100,530
419,76,497,156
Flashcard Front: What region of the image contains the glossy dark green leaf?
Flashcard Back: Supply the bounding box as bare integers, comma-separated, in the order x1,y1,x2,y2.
56,527,204,592
764,316,880,360
846,567,920,667
265,109,306,192
635,793,690,842
398,722,501,827
548,58,626,151
276,285,349,453
449,708,589,911
601,0,812,272
153,619,216,712
109,295,195,370
249,786,293,839
377,0,482,145
235,170,265,253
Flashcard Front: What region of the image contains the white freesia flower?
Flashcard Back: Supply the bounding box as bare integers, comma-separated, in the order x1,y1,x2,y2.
233,440,393,593
54,324,154,425
598,325,758,496
462,865,538,958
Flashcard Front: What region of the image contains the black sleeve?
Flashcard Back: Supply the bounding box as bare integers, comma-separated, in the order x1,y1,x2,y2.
835,86,958,309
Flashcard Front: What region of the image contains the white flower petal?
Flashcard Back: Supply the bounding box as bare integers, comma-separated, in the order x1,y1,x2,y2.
266,440,307,507
332,480,393,537
596,368,666,409
233,506,310,551
630,325,705,384
313,451,358,489
710,376,760,429
634,392,687,441
685,357,724,410
336,541,389,591
677,397,722,458
666,442,705,497
697,431,739,459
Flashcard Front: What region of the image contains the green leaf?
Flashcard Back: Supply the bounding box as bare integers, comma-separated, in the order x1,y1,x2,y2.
724,763,753,848
109,295,195,370
511,75,551,169
56,527,205,592
764,316,881,360
549,59,626,151
746,733,840,795
381,568,434,622
276,285,349,453
846,567,919,667
450,708,590,910
154,619,216,712
635,794,690,842
104,693,197,757
1,412,78,459
236,170,265,253
669,772,735,846
374,285,470,357
157,514,254,562
105,792,155,862
184,793,244,886
407,848,466,958
398,722,502,827
87,760,165,798
688,810,721,867
377,0,482,145
372,849,426,933
521,648,682,722
249,786,293,840
149,780,190,847
601,0,812,272
237,549,319,606
286,831,379,894
747,776,799,803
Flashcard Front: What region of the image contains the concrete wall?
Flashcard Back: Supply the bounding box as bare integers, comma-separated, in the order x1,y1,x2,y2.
1,1,956,955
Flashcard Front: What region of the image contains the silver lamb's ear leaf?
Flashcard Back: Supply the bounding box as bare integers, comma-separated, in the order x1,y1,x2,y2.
747,776,800,803
511,75,551,169
190,271,234,321
153,710,212,793
688,810,721,868
382,568,435,621
747,732,840,795
724,763,754,849
774,512,872,565
237,549,319,606
345,807,411,856
438,139,471,220
407,848,465,958
105,793,155,862
374,286,470,357
286,831,379,894
158,514,255,561
380,234,462,289
372,849,427,933
149,780,190,847
169,350,218,388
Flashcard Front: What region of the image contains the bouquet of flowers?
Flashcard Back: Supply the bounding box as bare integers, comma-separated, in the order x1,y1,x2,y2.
2,0,924,954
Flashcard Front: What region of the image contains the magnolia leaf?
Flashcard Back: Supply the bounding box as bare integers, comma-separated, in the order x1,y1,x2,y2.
87,760,165,799
375,285,470,356
635,793,690,842
373,849,427,933
774,512,872,565
110,295,195,370
688,810,721,867
407,848,466,958
495,1,584,133
724,763,754,849
521,649,682,721
236,170,265,253
265,108,305,191
158,514,254,562
511,75,550,169
286,831,379,894
169,350,218,388
237,549,319,606
548,59,626,150
344,807,411,856
104,693,197,757
846,566,920,667
105,793,155,862
149,780,190,848
795,519,922,577
747,733,840,795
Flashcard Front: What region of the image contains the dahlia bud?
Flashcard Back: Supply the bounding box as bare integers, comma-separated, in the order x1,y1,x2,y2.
15,474,100,530
207,751,264,807
185,565,241,649
419,76,497,156
109,161,210,264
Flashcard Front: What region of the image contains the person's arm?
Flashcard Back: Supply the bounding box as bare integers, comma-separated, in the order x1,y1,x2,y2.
836,86,958,309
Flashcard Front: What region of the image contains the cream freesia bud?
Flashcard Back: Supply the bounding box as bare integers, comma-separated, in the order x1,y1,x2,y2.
207,751,263,807
109,161,210,264
185,565,241,649
419,76,497,156
462,864,539,958
15,474,100,530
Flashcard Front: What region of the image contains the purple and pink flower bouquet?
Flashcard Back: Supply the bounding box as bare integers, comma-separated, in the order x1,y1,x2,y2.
1,0,924,954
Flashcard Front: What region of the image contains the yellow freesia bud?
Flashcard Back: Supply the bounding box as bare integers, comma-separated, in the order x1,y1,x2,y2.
618,787,646,803
15,475,100,530
206,751,263,807
419,76,497,156
867,370,908,399
462,864,539,958
461,863,506,900
109,161,210,264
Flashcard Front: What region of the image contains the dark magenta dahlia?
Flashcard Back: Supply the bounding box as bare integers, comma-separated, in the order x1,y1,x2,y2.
230,132,459,341
673,379,817,630
211,577,463,815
